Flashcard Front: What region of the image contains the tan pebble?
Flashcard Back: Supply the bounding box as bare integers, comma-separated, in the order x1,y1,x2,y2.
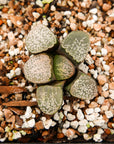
77,12,86,20
97,32,105,38
102,91,109,98
109,62,114,74
109,82,114,90
102,3,111,11
43,4,49,13
101,105,109,112
89,102,98,108
105,27,111,32
0,127,4,133
42,131,49,136
70,23,77,31
35,121,44,130
103,114,109,122
106,17,114,22
93,23,101,31
66,128,75,138
36,8,43,14
104,45,112,53
97,75,107,85
9,15,23,28
55,12,63,21
110,25,114,30
57,133,65,139
80,101,85,108
69,17,76,23
97,0,103,6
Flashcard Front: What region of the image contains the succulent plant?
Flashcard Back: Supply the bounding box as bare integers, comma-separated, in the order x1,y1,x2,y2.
66,71,97,100
24,53,54,84
36,85,63,115
61,31,90,64
25,24,57,54
53,55,75,80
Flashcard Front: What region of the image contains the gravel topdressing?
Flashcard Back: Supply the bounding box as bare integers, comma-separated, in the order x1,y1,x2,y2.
0,0,114,143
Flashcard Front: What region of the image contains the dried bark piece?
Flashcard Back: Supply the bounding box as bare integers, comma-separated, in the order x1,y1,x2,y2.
8,107,24,115
4,109,13,120
2,101,38,107
15,115,23,126
0,86,26,94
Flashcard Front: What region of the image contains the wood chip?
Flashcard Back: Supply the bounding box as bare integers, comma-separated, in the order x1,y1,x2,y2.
2,100,38,107
0,86,26,94
15,115,23,126
8,107,24,115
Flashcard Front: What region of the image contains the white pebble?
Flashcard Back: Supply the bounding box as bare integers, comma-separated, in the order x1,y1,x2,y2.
89,8,98,14
86,108,94,115
25,106,32,119
67,113,75,121
28,119,35,128
97,128,104,134
92,15,98,22
93,119,105,127
0,35,2,42
63,32,68,38
12,131,21,140
53,112,59,121
36,0,43,7
79,62,89,74
94,41,101,46
51,5,56,11
85,54,94,65
63,104,71,111
89,122,94,127
78,125,87,133
63,120,70,128
101,48,107,56
77,109,84,120
83,134,92,140
32,12,40,19
95,107,101,113
43,119,52,129
79,119,88,126
7,20,12,27
86,114,95,121
103,65,110,71
15,68,21,76
105,111,113,119
90,49,96,55
71,121,78,129
26,85,34,92
64,11,71,17
97,96,105,105
102,83,109,91
93,134,102,142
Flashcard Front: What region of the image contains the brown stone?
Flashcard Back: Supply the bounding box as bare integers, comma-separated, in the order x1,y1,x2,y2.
55,12,63,21
0,127,4,133
89,102,98,108
43,4,49,13
36,8,43,14
102,3,111,11
35,121,44,130
2,7,9,13
109,82,114,90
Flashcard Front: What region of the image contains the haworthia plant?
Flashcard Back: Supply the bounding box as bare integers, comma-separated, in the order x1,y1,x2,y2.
36,85,63,115
61,31,90,64
24,53,54,84
53,55,75,80
66,71,97,100
25,24,57,54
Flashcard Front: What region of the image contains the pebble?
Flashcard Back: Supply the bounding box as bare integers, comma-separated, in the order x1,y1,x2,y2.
93,23,101,31
0,0,8,4
102,83,109,91
55,12,62,21
105,111,113,119
32,12,40,19
89,8,98,14
43,119,52,129
77,12,86,20
15,68,21,76
70,23,77,31
97,96,105,105
91,49,96,55
93,119,105,127
85,108,94,115
51,5,56,11
71,121,78,129
78,119,88,126
36,0,43,7
93,134,102,142
53,112,59,121
101,48,107,56
103,64,110,72
83,134,92,140
27,119,35,128
63,104,71,111
92,15,98,22
109,82,114,90
78,62,89,74
77,109,84,120
64,11,71,17
78,125,87,133
89,102,98,108
26,85,34,92
7,20,12,27
102,3,111,11
63,121,70,128
95,107,101,113
12,131,21,140
65,128,76,140
85,54,94,65
67,113,75,121
97,74,107,85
